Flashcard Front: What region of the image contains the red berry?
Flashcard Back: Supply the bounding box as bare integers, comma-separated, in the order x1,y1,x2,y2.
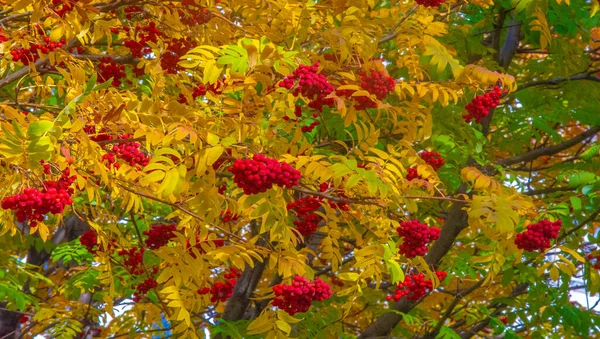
272,276,332,315
229,154,301,195
143,223,177,249
514,219,562,252
463,86,503,124
387,271,447,302
396,220,440,258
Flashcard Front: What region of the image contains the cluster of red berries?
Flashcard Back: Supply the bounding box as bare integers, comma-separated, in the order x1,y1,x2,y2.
124,5,143,19
287,197,323,237
143,223,177,249
161,38,195,74
178,83,223,103
386,271,447,302
0,28,9,43
52,0,78,17
514,219,562,252
197,268,241,302
279,63,335,112
338,71,396,110
10,38,67,65
178,5,213,25
419,151,445,171
80,230,99,254
123,22,162,58
220,210,239,223
85,126,150,170
1,168,75,227
272,276,332,315
68,46,84,54
283,105,321,134
406,151,445,181
396,220,440,258
134,278,158,297
414,0,446,7
98,57,127,86
101,138,150,170
229,154,301,195
118,247,145,275
463,86,503,124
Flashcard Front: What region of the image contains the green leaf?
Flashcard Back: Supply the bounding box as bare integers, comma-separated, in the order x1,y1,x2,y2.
27,121,54,137
569,196,581,211
84,73,97,94
580,143,599,160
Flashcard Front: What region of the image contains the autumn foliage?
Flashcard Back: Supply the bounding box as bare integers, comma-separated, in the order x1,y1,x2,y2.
0,0,599,338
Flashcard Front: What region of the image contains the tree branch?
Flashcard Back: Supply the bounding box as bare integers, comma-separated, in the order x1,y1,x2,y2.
523,186,574,196
517,72,600,92
379,5,419,44
498,126,600,166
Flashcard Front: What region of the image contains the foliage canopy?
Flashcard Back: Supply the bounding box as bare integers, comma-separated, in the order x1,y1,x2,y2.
0,0,600,338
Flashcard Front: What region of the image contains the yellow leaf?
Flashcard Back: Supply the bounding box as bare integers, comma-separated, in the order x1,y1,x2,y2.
275,320,291,335
338,272,360,281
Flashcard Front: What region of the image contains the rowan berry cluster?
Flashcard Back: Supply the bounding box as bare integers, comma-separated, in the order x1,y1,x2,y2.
414,0,446,7
514,219,562,252
279,63,335,112
134,278,158,297
229,154,301,195
178,83,223,104
0,28,9,42
161,38,195,74
419,151,445,171
287,197,324,236
463,86,503,124
118,247,145,275
124,6,142,19
98,57,126,86
406,151,445,181
220,210,239,223
386,271,447,302
1,168,75,227
143,223,177,249
272,276,332,315
396,220,440,258
101,139,150,170
52,0,78,17
68,46,84,54
123,22,162,58
178,6,213,25
338,71,396,110
197,268,241,303
80,230,99,254
10,38,66,65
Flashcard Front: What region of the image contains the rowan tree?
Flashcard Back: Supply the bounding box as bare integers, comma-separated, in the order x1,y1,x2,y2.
0,0,599,338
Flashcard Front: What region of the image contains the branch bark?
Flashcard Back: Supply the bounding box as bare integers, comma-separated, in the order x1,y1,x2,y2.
498,126,600,166
517,72,600,92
